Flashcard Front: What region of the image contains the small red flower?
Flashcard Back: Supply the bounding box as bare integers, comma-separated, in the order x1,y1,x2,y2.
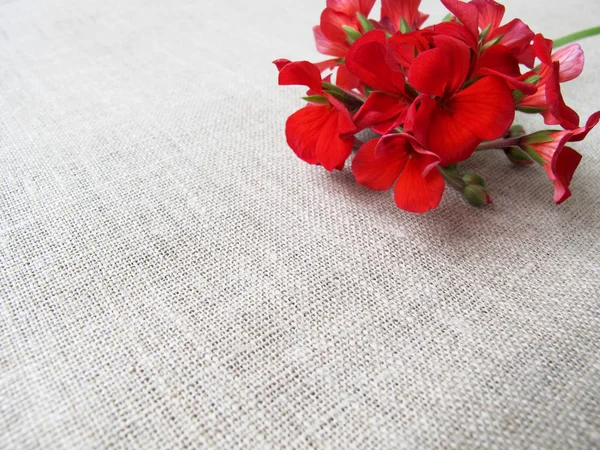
517,34,583,130
519,112,600,203
352,134,445,213
275,59,357,171
406,35,515,165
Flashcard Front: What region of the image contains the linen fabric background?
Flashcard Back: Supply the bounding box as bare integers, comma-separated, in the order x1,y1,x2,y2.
1,0,600,448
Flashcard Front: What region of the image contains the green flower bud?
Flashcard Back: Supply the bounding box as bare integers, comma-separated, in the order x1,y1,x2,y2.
462,185,493,207
504,146,534,165
462,173,486,187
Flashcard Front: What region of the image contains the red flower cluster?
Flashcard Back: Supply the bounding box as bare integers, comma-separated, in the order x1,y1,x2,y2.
275,0,599,213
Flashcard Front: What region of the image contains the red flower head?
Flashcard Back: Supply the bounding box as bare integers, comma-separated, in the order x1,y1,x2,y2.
274,59,358,171
517,34,585,130
519,112,600,203
352,133,445,213
406,35,515,165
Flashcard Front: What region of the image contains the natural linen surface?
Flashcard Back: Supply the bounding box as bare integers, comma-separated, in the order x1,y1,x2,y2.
1,0,599,448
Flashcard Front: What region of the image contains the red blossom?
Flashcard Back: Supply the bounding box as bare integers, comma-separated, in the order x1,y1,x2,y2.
352,134,445,213
520,112,600,203
406,36,515,165
275,59,357,171
517,34,583,129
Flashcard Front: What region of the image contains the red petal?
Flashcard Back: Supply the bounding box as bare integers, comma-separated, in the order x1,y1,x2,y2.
394,152,445,213
352,138,407,190
430,21,478,50
320,8,354,42
545,62,579,129
327,0,375,16
425,106,481,165
286,106,324,165
471,0,505,33
381,0,424,30
345,30,405,95
449,75,515,140
490,19,534,59
552,44,584,82
387,30,434,68
571,111,600,142
336,64,361,91
313,25,349,58
550,146,582,204
408,35,471,97
273,59,292,71
417,77,514,165
440,0,479,39
533,33,554,66
316,110,355,171
353,91,409,131
286,105,354,171
314,58,341,73
278,60,323,92
476,45,521,77
477,68,537,95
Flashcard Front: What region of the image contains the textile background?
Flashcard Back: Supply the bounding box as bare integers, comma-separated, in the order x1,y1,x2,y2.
1,0,599,448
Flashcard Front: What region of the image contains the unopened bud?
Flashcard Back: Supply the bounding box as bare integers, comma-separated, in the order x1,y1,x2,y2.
504,146,534,165
462,173,486,187
462,185,493,207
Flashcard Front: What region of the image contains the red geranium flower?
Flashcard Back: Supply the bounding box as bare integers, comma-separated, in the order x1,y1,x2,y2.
352,133,445,213
275,59,357,171
406,35,515,165
519,112,600,203
517,34,584,129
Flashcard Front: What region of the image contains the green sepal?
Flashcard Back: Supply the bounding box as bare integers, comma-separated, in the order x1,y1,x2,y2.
322,82,365,110
504,146,534,165
508,125,526,138
523,130,556,144
523,74,541,84
513,90,525,103
357,13,374,32
480,24,492,42
343,26,361,44
523,145,548,165
481,35,503,51
516,106,546,114
302,95,329,105
442,13,452,22
400,18,411,34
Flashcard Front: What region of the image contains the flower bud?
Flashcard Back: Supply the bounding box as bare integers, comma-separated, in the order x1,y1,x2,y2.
462,185,493,207
504,146,534,165
462,173,486,187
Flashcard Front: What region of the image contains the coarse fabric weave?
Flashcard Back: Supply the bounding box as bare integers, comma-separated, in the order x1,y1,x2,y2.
1,0,600,448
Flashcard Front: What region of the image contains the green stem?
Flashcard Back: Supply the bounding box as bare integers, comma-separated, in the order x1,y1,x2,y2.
553,26,600,48
437,167,464,191
475,137,521,151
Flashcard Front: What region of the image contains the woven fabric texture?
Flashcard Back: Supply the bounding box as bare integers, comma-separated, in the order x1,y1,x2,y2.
1,0,600,448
